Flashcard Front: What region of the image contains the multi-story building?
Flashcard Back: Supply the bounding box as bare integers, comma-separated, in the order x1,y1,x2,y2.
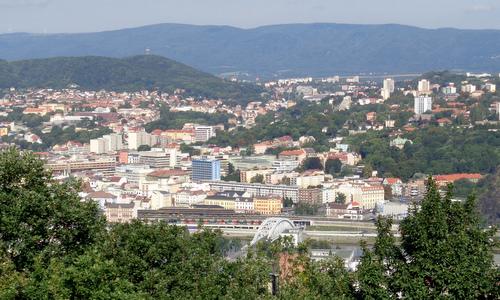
418,79,431,94
128,131,153,150
115,164,152,184
382,78,395,100
103,134,123,152
484,83,496,93
203,194,236,210
194,126,216,142
207,181,300,203
461,84,477,93
46,158,116,175
298,188,323,204
324,181,385,210
90,138,106,154
174,190,207,207
139,151,170,168
414,96,432,115
150,191,174,209
383,78,395,93
235,198,255,214
192,159,221,182
104,202,135,223
442,85,457,95
292,170,325,188
254,196,282,215
326,201,363,220
272,160,300,172
90,134,123,154
240,168,275,183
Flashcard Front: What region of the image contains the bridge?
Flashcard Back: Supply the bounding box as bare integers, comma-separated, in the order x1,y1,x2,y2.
250,217,297,246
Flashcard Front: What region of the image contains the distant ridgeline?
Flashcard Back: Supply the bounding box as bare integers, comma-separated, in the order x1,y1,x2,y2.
0,55,263,103
2,23,500,77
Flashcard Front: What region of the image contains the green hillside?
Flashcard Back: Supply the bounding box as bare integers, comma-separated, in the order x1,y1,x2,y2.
0,55,262,102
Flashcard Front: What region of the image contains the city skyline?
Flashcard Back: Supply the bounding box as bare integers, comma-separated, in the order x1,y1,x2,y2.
1,0,500,34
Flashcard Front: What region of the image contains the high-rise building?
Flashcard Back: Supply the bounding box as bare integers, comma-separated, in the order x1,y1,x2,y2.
192,159,221,182
128,131,153,150
383,78,395,93
381,79,394,99
461,84,477,93
164,147,181,168
442,85,457,95
414,96,433,115
90,134,124,154
194,126,216,143
90,138,106,154
484,83,496,93
103,134,123,152
418,79,431,94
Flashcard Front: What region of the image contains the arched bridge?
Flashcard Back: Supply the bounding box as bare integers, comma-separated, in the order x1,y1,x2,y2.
250,217,296,246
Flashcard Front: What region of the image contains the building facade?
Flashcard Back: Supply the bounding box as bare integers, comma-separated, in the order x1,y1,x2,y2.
192,159,221,181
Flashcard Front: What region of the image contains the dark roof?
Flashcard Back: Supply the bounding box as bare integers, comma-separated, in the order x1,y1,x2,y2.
105,202,135,209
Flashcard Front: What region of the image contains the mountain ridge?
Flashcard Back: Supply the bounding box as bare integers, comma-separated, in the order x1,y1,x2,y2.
0,55,262,102
1,23,500,77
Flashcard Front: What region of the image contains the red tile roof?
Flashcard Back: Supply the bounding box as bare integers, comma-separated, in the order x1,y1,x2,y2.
279,149,305,156
434,173,482,182
384,178,402,185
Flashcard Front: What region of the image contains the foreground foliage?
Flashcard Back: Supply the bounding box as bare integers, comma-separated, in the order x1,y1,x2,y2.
0,148,498,299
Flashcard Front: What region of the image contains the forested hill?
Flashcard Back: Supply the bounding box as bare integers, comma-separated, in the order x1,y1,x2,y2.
0,55,262,101
2,23,500,77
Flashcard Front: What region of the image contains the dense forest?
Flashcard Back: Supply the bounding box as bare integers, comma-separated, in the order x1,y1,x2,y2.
346,127,500,181
0,55,263,103
145,106,232,132
0,148,498,298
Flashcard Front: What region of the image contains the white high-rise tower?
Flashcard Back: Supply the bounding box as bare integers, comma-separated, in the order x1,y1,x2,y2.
414,96,432,115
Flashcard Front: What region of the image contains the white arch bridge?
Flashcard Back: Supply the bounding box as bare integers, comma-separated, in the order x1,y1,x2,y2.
250,217,298,246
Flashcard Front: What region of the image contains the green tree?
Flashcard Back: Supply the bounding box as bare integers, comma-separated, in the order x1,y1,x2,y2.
0,148,105,271
222,163,241,182
357,178,499,298
299,157,323,171
137,144,151,151
283,197,294,208
325,158,342,176
250,174,265,184
335,193,347,204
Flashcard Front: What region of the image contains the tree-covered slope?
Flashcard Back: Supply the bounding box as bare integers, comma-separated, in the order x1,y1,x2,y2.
0,55,262,101
2,23,500,77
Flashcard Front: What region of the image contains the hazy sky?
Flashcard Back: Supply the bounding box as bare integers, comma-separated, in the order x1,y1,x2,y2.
1,0,500,33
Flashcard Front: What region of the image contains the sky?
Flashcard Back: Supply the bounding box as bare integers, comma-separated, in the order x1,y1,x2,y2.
1,0,500,33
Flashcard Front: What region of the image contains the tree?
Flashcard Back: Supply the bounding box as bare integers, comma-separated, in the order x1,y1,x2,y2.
250,174,264,184
356,178,499,298
137,144,151,151
283,197,294,208
335,193,347,204
222,163,240,182
180,143,200,156
363,164,374,178
295,202,321,216
0,148,105,271
299,157,323,171
280,176,291,185
325,158,342,176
